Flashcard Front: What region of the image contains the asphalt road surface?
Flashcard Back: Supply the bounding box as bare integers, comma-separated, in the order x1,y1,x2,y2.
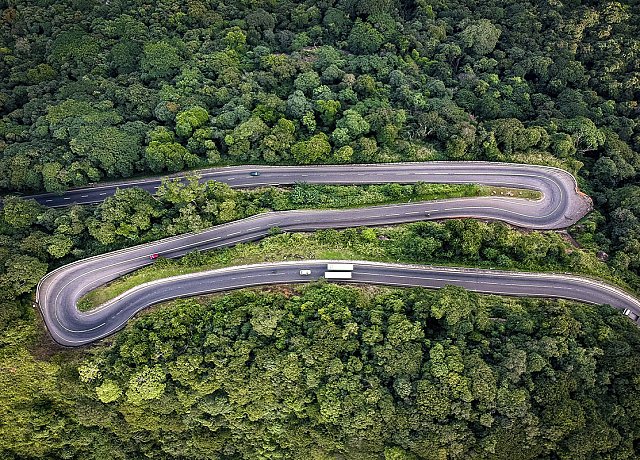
34,161,610,346
38,260,640,346
27,162,592,229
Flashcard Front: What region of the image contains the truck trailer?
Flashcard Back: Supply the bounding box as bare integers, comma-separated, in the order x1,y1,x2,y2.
326,263,354,271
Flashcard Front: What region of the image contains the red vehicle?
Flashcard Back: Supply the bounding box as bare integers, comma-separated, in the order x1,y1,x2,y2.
150,253,159,260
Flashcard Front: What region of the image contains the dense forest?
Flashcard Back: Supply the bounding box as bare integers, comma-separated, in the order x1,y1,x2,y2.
1,0,639,273
4,284,640,459
1,0,640,458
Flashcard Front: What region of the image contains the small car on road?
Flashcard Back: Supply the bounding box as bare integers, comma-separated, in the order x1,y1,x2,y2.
150,253,159,260
299,269,311,275
250,171,261,176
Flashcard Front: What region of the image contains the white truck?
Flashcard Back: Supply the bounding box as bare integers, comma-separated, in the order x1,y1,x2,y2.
326,263,354,271
324,271,353,279
623,308,639,321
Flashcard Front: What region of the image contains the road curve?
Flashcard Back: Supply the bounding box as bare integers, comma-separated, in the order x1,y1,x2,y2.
26,162,592,227
35,161,597,345
38,260,640,346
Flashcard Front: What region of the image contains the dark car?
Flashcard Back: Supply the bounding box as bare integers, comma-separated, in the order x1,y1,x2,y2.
250,171,261,176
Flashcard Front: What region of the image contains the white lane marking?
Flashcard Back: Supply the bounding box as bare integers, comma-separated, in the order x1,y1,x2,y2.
33,162,582,204
54,320,107,334
37,162,587,340
46,195,557,328
42,189,557,306
51,260,640,345
77,235,261,317
357,271,563,289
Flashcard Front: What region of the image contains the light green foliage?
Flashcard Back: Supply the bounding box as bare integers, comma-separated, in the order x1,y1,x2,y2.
0,349,66,458
223,26,247,52
559,117,606,153
1,196,42,230
302,111,316,132
96,380,122,403
46,234,74,258
227,116,269,160
38,100,145,182
430,285,474,329
334,145,354,163
25,63,56,83
145,126,199,172
459,19,502,56
70,124,144,177
41,162,66,193
57,285,640,458
333,109,370,145
50,30,100,70
78,362,101,383
315,99,341,125
175,106,209,138
291,132,332,164
87,188,164,244
0,255,47,299
126,366,166,405
294,71,321,95
261,118,296,162
250,305,285,336
45,99,123,140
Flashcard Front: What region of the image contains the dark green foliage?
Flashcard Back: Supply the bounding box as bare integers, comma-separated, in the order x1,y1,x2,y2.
0,0,640,456
0,181,490,255
5,284,640,459
348,19,384,54
0,0,639,282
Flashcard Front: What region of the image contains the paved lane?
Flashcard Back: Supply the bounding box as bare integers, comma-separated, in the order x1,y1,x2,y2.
38,260,640,346
34,161,603,346
26,162,592,229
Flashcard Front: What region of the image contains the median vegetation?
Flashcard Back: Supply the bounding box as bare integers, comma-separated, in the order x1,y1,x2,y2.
79,219,626,311
1,179,540,316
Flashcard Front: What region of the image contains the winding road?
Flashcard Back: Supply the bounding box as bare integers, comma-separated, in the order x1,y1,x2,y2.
38,261,640,346
29,162,591,229
34,161,638,347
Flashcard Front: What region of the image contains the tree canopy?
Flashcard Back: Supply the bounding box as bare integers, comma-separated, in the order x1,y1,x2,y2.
4,284,640,459
1,0,640,457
